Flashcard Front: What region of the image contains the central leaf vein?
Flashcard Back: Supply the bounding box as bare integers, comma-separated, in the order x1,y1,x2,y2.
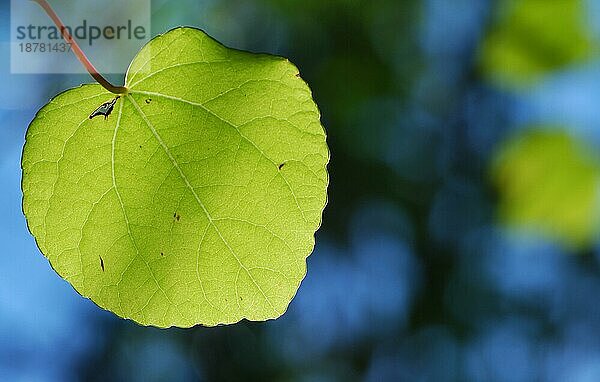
112,100,177,317
129,89,308,223
126,94,278,315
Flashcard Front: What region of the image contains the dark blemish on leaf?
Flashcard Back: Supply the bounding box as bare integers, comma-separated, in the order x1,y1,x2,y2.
145,99,151,104
160,252,164,257
174,212,181,221
139,145,142,148
89,96,120,120
295,73,301,78
100,256,105,272
278,163,286,170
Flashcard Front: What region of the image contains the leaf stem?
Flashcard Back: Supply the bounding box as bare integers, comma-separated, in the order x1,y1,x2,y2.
31,0,128,94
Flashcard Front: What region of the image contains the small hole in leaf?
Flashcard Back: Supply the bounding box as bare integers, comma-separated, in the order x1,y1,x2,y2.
160,252,164,256
145,99,152,104
278,163,286,170
100,256,105,272
89,96,119,120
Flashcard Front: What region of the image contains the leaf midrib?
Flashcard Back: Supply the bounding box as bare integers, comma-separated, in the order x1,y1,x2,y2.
112,99,178,321
125,94,279,315
128,89,308,224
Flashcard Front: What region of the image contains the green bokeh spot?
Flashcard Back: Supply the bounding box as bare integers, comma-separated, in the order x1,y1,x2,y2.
492,129,600,249
480,0,597,88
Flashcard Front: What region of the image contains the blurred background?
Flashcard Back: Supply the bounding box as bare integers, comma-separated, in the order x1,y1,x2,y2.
4,0,600,380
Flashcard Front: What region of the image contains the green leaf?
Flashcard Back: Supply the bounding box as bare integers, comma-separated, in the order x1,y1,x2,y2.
21,27,329,327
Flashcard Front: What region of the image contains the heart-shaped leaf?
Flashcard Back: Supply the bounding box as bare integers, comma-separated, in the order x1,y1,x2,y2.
22,27,329,327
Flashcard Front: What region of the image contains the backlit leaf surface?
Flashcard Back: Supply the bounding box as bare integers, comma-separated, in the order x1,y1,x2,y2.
22,27,329,327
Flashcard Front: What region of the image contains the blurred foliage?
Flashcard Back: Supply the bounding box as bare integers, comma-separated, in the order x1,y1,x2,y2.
479,0,597,88
492,129,600,248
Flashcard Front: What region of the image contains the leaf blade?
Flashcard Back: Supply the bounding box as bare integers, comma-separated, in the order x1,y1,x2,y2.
22,27,328,327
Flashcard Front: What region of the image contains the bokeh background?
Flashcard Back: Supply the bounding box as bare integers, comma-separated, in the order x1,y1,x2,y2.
4,0,600,380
